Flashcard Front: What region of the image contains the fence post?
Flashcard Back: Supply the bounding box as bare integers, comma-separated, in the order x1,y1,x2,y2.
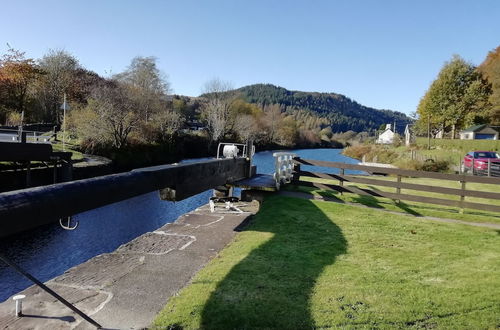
246,139,253,178
459,180,466,214
396,175,401,195
472,158,475,176
292,158,300,183
488,159,491,177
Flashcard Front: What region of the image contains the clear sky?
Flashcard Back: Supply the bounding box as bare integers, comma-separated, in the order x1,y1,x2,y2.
1,0,499,114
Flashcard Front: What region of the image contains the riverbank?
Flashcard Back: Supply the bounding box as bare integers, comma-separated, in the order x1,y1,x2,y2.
153,194,500,329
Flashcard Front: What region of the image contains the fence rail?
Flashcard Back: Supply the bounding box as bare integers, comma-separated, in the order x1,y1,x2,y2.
293,157,500,213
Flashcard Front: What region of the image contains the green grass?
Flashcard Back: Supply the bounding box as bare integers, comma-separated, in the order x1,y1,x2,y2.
293,175,500,224
0,140,84,168
345,139,500,170
153,195,500,329
415,137,500,165
51,141,85,161
416,137,500,152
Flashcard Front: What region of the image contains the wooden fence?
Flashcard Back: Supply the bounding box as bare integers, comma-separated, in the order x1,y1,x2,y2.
293,158,500,213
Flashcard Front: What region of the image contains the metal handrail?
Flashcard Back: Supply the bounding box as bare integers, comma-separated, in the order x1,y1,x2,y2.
0,129,52,144
273,152,296,189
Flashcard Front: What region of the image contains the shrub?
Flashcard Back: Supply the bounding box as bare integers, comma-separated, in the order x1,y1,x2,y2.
418,159,450,172
392,159,422,171
343,144,373,160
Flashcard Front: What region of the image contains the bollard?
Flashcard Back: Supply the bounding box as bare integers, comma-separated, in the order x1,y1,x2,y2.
13,294,25,317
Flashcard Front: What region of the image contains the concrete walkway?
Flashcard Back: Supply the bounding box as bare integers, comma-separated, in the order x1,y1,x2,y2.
279,190,500,230
0,200,259,329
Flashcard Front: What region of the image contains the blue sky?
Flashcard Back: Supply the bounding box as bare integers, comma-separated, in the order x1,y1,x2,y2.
1,0,499,114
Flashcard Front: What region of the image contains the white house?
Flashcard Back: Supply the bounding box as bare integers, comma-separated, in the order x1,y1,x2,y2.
404,124,413,146
376,124,395,144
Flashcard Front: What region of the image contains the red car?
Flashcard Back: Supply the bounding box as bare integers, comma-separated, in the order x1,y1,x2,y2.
462,151,500,172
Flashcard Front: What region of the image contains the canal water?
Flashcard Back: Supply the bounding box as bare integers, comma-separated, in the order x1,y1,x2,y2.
0,148,358,301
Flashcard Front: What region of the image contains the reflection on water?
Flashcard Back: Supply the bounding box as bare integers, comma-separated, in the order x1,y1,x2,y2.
0,148,356,301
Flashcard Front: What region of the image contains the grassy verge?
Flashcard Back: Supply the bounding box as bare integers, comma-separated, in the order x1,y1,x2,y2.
293,175,500,224
415,137,500,166
153,195,499,329
416,137,500,153
344,138,500,172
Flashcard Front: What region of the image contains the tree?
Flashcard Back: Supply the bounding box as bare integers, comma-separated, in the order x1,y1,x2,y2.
150,108,183,142
35,49,81,123
72,81,140,149
114,56,171,121
234,114,258,142
277,115,298,146
478,45,500,124
201,78,234,142
260,104,282,143
416,55,491,138
0,48,42,122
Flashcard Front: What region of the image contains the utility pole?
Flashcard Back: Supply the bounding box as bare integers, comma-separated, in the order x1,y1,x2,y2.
18,111,24,142
61,93,68,151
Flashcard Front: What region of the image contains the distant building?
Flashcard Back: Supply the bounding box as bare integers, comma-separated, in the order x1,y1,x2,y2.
435,128,445,139
459,125,499,140
404,124,415,146
376,124,395,144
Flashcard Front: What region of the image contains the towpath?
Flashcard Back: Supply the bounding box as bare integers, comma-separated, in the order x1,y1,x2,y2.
0,200,259,329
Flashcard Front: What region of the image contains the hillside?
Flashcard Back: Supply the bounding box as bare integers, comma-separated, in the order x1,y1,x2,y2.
235,84,412,132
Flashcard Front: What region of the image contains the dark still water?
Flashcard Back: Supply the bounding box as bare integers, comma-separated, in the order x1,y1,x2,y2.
0,148,357,301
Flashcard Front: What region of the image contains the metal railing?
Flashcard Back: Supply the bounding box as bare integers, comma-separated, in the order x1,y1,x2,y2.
273,152,296,189
0,129,52,144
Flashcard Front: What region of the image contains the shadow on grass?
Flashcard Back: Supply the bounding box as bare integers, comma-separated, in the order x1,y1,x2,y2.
200,196,347,328
350,194,385,209
393,201,422,216
351,185,422,217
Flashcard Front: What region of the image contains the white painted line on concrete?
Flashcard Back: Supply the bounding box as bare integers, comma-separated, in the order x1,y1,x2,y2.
199,215,224,227
71,290,113,330
152,231,197,252
40,281,113,330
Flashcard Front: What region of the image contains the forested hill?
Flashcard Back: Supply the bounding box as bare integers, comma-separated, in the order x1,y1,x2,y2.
236,84,412,132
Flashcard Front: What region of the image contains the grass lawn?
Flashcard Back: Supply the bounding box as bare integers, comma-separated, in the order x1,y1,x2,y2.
0,140,84,168
294,175,500,225
51,140,85,161
153,195,500,329
413,138,500,166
